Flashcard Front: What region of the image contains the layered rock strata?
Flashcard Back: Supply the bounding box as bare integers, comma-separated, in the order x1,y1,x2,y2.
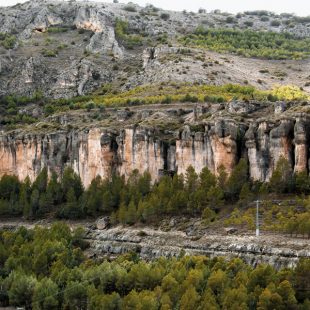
88,226,310,269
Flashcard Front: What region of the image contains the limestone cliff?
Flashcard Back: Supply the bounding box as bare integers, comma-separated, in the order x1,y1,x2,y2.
0,103,309,186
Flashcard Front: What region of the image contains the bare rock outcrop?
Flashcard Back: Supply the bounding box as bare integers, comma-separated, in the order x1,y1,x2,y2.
1,1,310,98
0,109,310,185
88,226,310,269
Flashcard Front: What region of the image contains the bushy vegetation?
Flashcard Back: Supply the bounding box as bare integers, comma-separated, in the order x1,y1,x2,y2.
0,32,17,49
0,222,309,309
180,27,310,60
226,157,310,235
160,13,170,21
0,91,43,128
270,85,309,101
225,198,310,237
123,4,137,12
41,48,58,57
47,26,70,33
115,19,143,48
1,83,308,126
42,82,309,116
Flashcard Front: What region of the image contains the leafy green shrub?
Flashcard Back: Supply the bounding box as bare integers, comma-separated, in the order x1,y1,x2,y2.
204,95,225,103
226,16,236,24
160,13,170,21
47,26,70,33
260,16,270,22
115,19,143,48
123,4,137,12
244,21,254,27
0,33,17,49
294,16,310,24
181,93,199,103
41,49,57,57
270,20,281,27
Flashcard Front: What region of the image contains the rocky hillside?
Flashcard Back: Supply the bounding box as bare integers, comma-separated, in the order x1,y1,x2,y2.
0,0,310,98
0,0,310,185
0,99,310,185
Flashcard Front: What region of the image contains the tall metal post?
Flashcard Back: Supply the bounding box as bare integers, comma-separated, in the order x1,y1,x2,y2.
256,200,260,236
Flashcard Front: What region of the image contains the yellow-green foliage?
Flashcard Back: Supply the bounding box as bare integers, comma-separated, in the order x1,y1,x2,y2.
45,82,310,115
271,85,309,101
0,224,307,309
225,199,310,236
89,83,309,107
225,208,255,229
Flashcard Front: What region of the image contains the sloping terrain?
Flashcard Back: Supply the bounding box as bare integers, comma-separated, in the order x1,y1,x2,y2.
0,0,310,98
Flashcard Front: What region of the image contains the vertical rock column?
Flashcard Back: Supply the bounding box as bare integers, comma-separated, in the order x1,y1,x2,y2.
246,122,270,181
0,135,43,182
117,127,166,180
78,129,116,187
294,115,310,174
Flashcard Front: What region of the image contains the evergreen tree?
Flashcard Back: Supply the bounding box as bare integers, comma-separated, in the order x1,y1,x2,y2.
127,200,137,225
33,167,48,193
206,186,224,210
20,177,31,218
61,167,84,199
118,202,127,224
0,174,20,200
185,166,198,192
63,281,88,310
217,165,228,190
293,259,310,301
222,285,248,310
226,159,248,200
59,188,83,219
200,166,216,191
257,287,283,310
32,278,59,310
85,176,103,216
138,171,152,196
277,280,297,308
29,189,40,219
46,171,62,205
200,289,219,310
180,287,200,310
202,207,216,224
7,272,37,308
269,156,294,193
295,171,310,194
238,183,253,206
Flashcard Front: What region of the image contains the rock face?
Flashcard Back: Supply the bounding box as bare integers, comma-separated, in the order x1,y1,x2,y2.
1,0,310,98
88,226,310,269
0,109,310,186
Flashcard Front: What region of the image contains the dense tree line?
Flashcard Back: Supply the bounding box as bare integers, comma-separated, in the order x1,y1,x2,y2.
1,156,310,226
0,223,309,309
180,27,310,60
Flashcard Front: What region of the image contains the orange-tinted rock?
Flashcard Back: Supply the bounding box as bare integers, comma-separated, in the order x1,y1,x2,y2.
0,116,309,186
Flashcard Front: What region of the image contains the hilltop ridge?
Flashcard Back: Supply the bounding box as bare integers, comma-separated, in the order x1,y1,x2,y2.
0,0,310,99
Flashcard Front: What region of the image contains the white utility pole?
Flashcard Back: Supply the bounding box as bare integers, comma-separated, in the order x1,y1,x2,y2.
256,200,260,237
